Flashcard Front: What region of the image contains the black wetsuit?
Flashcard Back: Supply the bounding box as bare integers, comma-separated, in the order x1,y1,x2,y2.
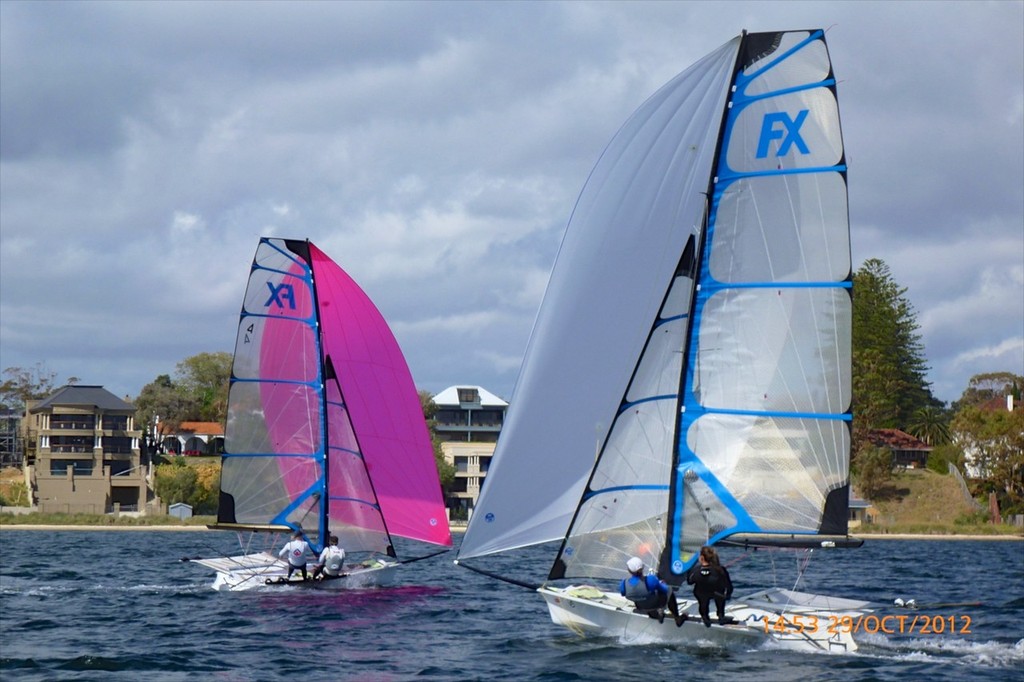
686,562,733,626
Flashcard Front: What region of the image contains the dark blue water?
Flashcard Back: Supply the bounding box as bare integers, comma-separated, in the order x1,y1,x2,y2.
1,530,1021,681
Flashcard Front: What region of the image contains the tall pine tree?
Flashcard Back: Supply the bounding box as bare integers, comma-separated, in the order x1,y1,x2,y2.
851,259,935,443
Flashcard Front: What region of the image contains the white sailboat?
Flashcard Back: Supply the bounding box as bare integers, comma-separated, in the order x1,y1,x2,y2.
456,29,873,652
190,238,452,591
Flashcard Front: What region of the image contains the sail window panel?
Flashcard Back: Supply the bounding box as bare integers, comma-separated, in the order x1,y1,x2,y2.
686,414,849,533
661,272,695,319
232,316,318,382
626,316,686,403
598,400,676,491
695,287,851,413
742,33,830,97
220,454,320,526
327,445,376,502
242,269,314,320
710,172,850,283
226,382,322,455
727,88,842,172
327,496,391,554
561,509,667,581
253,239,305,273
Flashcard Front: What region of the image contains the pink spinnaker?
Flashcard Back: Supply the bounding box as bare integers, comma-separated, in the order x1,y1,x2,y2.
308,243,451,547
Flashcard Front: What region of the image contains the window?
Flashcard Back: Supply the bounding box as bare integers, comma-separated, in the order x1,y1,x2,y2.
50,435,92,453
50,459,93,476
51,414,94,430
101,415,129,430
103,436,133,454
108,460,133,476
457,388,479,404
435,409,461,425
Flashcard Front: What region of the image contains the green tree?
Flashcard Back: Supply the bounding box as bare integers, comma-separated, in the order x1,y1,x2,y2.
951,395,1024,515
175,352,232,423
419,389,456,489
133,374,200,454
854,444,893,498
851,259,936,442
190,462,221,514
926,442,964,475
153,458,198,506
906,405,951,446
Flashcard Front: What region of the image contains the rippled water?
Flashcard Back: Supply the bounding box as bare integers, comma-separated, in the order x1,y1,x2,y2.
1,529,1021,681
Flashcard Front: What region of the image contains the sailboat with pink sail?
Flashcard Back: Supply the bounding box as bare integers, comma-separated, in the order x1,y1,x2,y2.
190,238,452,591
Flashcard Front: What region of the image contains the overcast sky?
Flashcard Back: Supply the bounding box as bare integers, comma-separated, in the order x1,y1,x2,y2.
1,1,1021,407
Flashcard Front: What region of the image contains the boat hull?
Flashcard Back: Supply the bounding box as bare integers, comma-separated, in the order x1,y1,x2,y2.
539,585,865,653
192,552,399,592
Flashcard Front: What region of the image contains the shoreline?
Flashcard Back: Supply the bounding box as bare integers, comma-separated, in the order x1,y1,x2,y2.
853,533,1022,541
0,524,1020,540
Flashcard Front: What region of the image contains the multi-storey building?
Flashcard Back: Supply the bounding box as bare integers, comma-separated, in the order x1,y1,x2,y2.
23,385,149,514
431,385,507,519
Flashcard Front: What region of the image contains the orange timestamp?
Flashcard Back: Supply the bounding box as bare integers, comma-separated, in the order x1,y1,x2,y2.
762,613,973,636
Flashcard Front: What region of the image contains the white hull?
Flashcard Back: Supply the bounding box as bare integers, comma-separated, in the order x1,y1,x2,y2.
539,585,869,653
191,552,398,592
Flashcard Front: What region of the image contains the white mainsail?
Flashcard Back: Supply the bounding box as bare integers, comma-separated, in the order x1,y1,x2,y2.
459,38,741,561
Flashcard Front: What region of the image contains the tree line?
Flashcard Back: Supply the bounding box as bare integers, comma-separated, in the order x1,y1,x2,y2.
2,258,1021,516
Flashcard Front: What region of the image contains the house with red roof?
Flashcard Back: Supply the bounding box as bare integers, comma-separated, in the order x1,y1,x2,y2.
866,428,932,469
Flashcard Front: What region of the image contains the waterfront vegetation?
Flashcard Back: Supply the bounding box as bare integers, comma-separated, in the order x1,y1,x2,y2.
855,467,1021,536
0,512,216,526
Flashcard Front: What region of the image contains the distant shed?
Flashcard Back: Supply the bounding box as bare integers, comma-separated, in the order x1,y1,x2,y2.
169,502,193,520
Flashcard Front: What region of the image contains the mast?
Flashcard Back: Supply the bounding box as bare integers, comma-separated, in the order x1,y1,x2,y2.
290,238,331,552
659,31,751,585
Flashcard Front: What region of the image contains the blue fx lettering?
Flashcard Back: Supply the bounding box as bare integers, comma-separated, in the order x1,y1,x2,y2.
265,282,297,309
756,110,810,158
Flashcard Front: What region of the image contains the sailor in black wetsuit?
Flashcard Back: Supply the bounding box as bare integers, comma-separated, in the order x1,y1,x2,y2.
686,545,733,627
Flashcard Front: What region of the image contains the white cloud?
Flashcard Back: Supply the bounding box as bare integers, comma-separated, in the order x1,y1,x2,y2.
1,0,1021,408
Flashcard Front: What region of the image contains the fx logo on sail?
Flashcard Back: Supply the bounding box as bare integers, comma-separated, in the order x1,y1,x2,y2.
756,110,810,158
265,282,297,310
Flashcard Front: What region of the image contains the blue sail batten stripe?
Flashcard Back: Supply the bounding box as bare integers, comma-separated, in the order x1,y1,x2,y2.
698,280,852,292
619,394,676,413
733,77,837,107
222,452,323,458
241,310,318,326
230,377,319,389
717,163,847,184
252,263,311,280
328,446,364,459
691,406,853,421
655,313,688,328
327,495,380,509
271,480,324,528
584,484,669,501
